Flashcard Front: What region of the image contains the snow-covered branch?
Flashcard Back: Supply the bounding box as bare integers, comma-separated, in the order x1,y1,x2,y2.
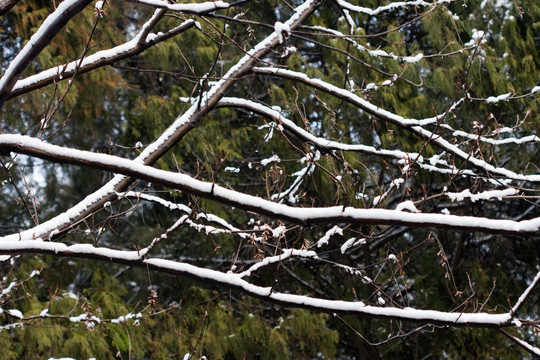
0,239,523,327
124,0,229,13
0,134,538,236
217,97,422,161
253,67,540,183
336,0,451,16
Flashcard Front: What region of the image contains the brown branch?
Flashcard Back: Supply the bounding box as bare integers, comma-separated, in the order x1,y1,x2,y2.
0,0,20,15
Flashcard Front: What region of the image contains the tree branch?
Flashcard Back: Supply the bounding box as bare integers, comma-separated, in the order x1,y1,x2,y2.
0,134,538,236
0,239,518,328
0,0,94,106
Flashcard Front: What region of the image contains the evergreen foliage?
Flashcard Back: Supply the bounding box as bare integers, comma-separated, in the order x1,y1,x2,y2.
0,0,538,358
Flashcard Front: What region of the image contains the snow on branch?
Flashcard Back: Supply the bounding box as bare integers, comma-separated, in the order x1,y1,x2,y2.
0,134,538,236
446,188,519,203
253,67,540,183
442,125,540,145
217,97,423,161
0,238,521,327
235,249,318,278
125,0,230,13
253,67,441,127
511,270,540,316
500,329,540,356
336,0,451,16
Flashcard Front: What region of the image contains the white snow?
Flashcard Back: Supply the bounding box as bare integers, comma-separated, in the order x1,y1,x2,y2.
129,0,229,13
396,200,420,213
336,0,451,16
6,309,23,319
224,166,240,173
485,92,511,103
446,188,518,202
464,29,486,47
365,83,378,91
370,49,389,57
340,237,366,254
317,225,343,248
237,249,317,278
145,33,158,42
261,155,281,166
271,225,287,238
403,53,423,63
1,281,16,296
274,21,291,43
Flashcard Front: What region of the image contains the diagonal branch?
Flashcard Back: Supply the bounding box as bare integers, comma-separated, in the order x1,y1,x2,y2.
0,0,20,15
499,329,540,356
0,0,94,106
511,270,540,317
122,0,230,13
8,13,195,100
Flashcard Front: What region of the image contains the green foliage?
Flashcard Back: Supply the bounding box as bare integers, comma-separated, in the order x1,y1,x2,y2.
0,0,538,358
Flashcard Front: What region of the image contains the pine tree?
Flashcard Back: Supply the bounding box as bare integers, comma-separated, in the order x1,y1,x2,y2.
0,0,538,358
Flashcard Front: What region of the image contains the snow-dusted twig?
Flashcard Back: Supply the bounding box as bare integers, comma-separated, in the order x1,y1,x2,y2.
235,249,318,278
446,188,519,203
336,0,451,16
124,0,229,13
440,124,540,146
